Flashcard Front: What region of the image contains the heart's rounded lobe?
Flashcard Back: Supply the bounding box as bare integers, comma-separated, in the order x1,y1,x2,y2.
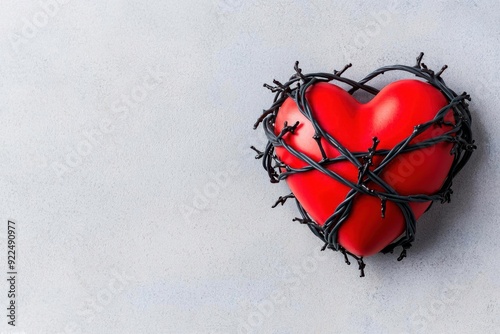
274,80,455,256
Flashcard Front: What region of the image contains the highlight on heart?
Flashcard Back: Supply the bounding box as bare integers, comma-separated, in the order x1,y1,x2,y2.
252,53,476,277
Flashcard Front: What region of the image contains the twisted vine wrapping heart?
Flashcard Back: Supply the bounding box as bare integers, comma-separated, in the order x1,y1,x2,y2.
252,53,476,277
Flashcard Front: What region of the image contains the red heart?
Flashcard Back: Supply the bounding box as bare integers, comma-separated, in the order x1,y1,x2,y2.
274,80,455,257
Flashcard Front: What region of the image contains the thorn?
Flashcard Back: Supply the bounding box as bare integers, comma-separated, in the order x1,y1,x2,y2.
341,248,351,265
436,65,448,77
273,79,286,89
292,217,312,224
250,146,264,159
464,141,477,151
420,62,435,76
271,193,295,208
263,83,280,93
415,52,424,68
398,243,412,261
290,121,300,133
277,121,300,139
334,63,352,77
441,188,453,203
313,133,328,160
397,249,407,261
370,137,380,152
253,108,277,129
357,257,366,277
293,61,306,81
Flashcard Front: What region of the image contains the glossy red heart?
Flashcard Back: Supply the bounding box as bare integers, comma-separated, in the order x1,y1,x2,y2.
274,80,455,257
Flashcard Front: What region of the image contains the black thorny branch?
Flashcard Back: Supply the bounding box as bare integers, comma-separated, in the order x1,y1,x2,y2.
252,53,476,277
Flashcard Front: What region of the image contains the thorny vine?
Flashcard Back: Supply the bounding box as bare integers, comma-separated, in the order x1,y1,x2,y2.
252,53,476,277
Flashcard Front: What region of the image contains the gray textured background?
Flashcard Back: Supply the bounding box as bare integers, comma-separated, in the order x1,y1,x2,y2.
0,0,499,333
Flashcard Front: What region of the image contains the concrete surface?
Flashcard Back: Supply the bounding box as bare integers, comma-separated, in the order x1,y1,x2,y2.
0,0,498,333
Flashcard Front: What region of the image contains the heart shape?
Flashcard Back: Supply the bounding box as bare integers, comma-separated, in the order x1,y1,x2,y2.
274,80,455,257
